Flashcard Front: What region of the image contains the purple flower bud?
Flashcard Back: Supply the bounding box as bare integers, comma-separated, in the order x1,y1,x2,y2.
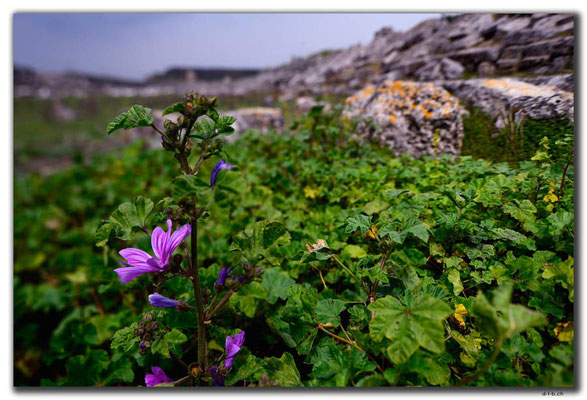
238,275,245,283
148,292,179,308
216,267,235,286
140,342,146,349
224,331,245,369
145,366,173,387
210,160,233,187
209,366,226,387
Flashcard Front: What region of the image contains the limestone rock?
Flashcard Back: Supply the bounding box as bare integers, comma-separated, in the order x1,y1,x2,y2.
226,107,284,141
441,78,574,128
296,97,331,114
477,61,496,77
415,57,465,81
344,81,468,157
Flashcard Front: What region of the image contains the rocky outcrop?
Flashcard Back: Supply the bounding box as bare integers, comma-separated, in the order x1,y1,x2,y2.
226,107,284,141
344,81,468,157
441,78,574,128
15,14,574,102
237,13,574,99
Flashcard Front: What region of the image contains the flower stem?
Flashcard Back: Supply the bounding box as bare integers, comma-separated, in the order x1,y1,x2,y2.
316,324,363,352
332,255,367,294
205,290,235,320
190,198,207,370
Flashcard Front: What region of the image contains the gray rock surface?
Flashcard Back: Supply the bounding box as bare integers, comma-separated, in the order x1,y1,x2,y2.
344,81,468,157
441,78,574,128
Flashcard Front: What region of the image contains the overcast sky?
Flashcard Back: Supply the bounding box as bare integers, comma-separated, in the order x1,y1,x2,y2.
13,13,439,80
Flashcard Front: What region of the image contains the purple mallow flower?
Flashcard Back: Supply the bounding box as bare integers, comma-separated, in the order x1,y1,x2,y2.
114,219,191,283
224,331,245,369
210,160,233,187
148,292,179,308
145,366,173,387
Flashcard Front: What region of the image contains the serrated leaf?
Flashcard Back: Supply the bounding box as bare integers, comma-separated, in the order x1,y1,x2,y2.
368,293,452,361
162,102,185,116
107,105,154,134
262,268,295,304
345,214,372,235
341,244,367,259
448,269,463,296
111,324,139,352
173,174,209,198
263,352,301,386
316,299,346,327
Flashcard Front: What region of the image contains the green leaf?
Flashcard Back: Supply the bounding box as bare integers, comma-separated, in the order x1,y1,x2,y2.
341,244,367,259
173,174,209,199
190,117,217,140
363,199,390,215
230,221,288,264
229,281,268,318
111,323,139,352
162,102,185,116
368,293,452,361
217,115,237,135
447,269,463,296
226,351,266,386
316,299,346,327
547,212,573,236
263,352,301,386
472,282,547,340
407,351,451,386
98,196,154,242
262,268,295,304
164,329,188,345
345,214,372,235
65,350,110,386
107,105,154,134
503,200,537,224
94,221,120,247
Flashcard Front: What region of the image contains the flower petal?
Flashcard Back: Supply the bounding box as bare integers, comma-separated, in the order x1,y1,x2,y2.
151,226,169,264
119,248,152,267
114,265,161,283
166,224,192,256
210,160,233,187
145,366,172,387
149,292,179,308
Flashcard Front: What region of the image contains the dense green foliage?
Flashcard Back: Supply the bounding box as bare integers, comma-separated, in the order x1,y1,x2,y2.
14,103,574,387
461,106,574,164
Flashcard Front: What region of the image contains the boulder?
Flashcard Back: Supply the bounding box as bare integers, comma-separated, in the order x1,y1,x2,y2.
448,46,502,71
344,81,468,157
441,78,574,128
226,107,284,141
415,57,465,81
477,61,496,77
43,100,76,121
296,96,331,114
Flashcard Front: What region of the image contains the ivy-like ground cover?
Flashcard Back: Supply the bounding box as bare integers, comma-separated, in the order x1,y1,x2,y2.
14,104,574,387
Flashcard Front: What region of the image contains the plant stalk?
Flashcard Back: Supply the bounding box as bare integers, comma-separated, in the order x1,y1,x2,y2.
190,198,207,370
